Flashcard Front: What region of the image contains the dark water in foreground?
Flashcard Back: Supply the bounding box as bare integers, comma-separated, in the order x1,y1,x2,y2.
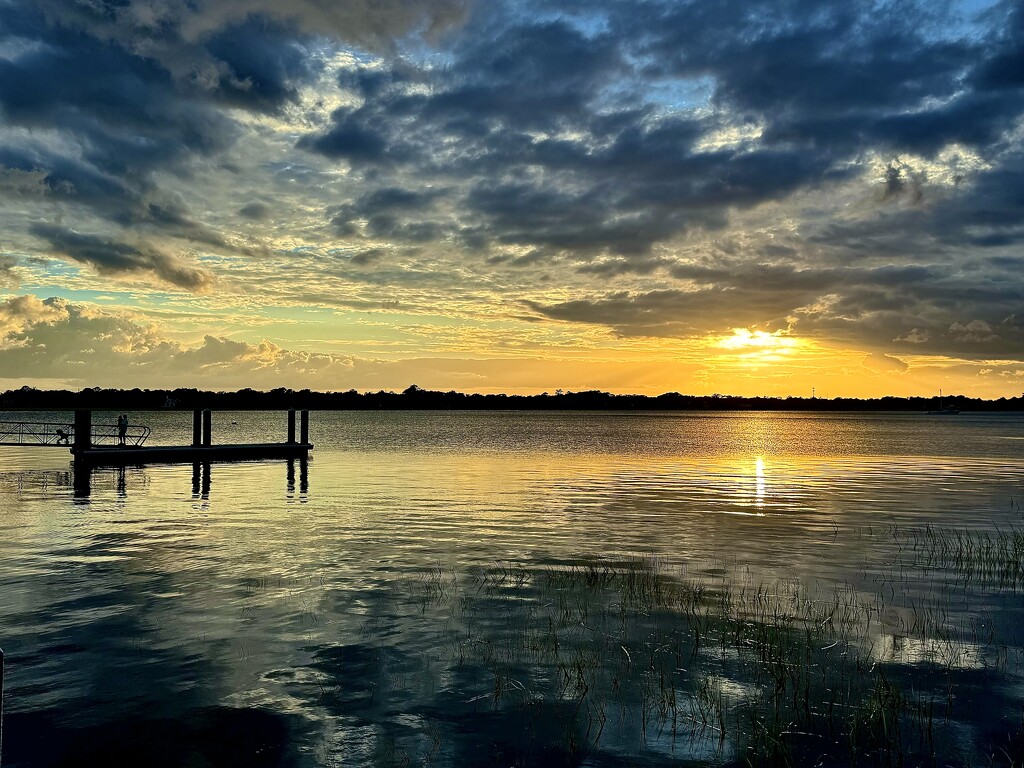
1,411,1023,766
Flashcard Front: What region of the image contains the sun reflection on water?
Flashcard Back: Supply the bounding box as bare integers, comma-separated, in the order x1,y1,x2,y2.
754,456,765,509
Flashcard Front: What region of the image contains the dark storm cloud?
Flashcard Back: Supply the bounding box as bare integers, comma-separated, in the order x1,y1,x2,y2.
0,4,228,261
29,224,214,291
32,0,470,56
238,202,272,221
815,150,1024,258
632,0,1021,157
427,19,627,133
0,6,234,168
972,0,1024,91
0,1,329,273
330,186,449,241
302,0,1020,260
201,18,314,112
310,17,628,157
791,139,1024,358
929,151,1024,246
294,0,1024,360
305,120,390,163
302,33,838,255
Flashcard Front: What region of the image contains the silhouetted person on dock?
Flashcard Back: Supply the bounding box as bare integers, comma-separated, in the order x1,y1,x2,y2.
118,414,128,446
55,427,70,445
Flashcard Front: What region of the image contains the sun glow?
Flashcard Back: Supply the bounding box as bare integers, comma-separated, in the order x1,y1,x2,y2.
711,328,807,366
719,328,800,351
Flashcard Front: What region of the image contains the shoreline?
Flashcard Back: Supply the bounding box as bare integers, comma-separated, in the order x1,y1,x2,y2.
2,386,1023,413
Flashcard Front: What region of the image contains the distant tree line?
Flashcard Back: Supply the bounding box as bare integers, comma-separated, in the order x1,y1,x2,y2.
1,384,1022,411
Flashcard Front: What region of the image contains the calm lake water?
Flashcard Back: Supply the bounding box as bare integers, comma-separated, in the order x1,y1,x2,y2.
1,410,1023,766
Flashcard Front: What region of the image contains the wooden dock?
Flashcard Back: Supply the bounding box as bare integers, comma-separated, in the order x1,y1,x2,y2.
71,442,313,466
69,408,313,466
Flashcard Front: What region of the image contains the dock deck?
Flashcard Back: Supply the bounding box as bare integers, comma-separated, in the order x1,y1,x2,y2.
72,441,313,466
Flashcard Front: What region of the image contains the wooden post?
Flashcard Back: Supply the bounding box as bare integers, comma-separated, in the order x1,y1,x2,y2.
287,409,296,444
192,410,202,446
202,409,212,446
73,409,91,451
300,410,309,445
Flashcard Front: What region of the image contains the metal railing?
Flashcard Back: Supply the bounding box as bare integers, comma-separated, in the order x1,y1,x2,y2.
88,423,150,447
0,421,150,447
0,420,75,446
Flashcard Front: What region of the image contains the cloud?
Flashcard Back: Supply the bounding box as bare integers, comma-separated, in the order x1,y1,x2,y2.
638,0,1020,157
0,294,69,340
1,0,1024,392
34,0,471,55
200,17,315,112
299,14,849,258
895,328,929,344
296,0,1024,284
949,320,998,343
0,2,248,270
862,352,909,374
30,224,214,291
524,288,797,339
0,167,51,196
0,295,707,394
300,118,390,163
0,256,18,288
238,202,272,221
0,297,351,387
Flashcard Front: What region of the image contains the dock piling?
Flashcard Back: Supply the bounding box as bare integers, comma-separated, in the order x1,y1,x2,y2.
287,408,296,444
73,409,91,450
73,463,91,499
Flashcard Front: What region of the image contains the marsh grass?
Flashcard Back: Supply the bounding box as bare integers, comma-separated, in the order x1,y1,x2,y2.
403,522,1024,766
881,522,1024,591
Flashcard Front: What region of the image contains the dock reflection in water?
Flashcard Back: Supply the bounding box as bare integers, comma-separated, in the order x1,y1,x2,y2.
69,457,309,502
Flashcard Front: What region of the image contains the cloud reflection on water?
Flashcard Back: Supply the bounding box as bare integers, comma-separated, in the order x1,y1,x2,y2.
1,412,1023,764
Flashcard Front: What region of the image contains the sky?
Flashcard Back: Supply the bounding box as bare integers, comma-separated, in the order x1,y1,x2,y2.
0,0,1022,397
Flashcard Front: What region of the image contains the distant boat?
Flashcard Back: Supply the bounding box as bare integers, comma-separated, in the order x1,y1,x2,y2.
926,389,960,415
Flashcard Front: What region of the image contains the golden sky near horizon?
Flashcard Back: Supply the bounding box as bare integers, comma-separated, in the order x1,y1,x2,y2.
1,0,1022,397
